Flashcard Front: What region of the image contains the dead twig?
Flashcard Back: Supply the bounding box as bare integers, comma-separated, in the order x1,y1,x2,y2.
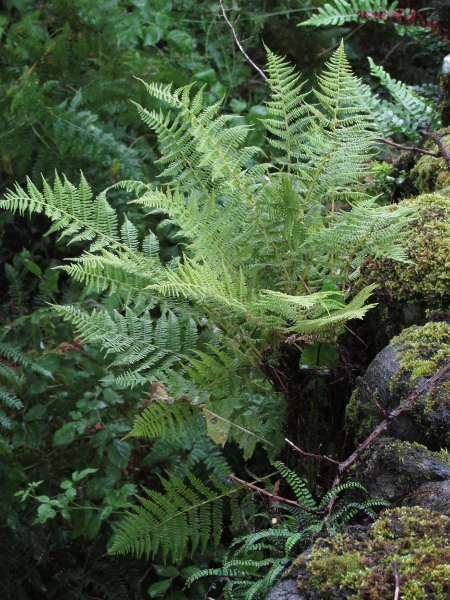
393,563,400,600
219,0,267,81
375,138,439,157
229,474,326,516
285,438,340,465
426,132,450,169
361,379,389,418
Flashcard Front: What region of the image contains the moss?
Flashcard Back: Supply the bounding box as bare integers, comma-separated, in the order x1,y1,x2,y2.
387,322,450,443
297,507,450,599
410,144,450,194
390,321,450,385
345,388,377,442
358,193,450,305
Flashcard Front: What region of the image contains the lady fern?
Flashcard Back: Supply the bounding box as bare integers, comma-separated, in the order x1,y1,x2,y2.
0,43,413,456
1,43,407,589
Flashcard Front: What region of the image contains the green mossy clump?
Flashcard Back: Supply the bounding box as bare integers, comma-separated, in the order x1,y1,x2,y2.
410,139,450,194
389,322,450,443
345,388,377,441
296,506,450,599
391,321,450,385
359,193,450,304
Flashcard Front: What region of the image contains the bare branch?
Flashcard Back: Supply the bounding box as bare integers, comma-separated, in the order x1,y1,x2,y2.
285,438,340,465
375,138,439,157
393,563,400,600
219,0,267,81
229,474,326,516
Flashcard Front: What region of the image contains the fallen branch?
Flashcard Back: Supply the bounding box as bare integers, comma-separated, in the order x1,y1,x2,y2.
219,0,267,81
375,138,439,157
285,437,340,465
229,474,326,516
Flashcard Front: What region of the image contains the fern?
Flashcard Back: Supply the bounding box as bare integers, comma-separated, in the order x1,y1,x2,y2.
1,44,414,456
367,59,436,141
109,470,243,562
0,338,51,450
186,461,388,599
300,0,397,27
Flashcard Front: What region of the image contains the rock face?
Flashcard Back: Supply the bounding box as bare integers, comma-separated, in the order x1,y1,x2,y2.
347,322,450,449
294,507,450,600
351,437,450,504
265,577,305,600
265,321,450,600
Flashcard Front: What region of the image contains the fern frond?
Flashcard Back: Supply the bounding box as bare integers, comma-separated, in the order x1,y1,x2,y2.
1,173,119,248
109,470,241,562
272,461,317,509
52,307,196,387
264,48,308,165
125,401,198,440
300,0,397,27
368,58,435,138
272,41,376,206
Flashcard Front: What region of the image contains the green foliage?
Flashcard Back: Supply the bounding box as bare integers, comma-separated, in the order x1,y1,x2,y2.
1,44,414,460
109,470,243,562
1,18,431,596
186,461,388,600
300,0,397,28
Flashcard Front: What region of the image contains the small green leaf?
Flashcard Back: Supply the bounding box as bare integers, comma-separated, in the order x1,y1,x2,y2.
147,580,171,598
230,99,247,113
154,564,179,577
107,440,130,470
24,259,42,277
166,29,194,53
53,422,78,446
36,495,50,503
36,503,57,522
72,468,98,482
23,404,46,421
101,505,113,520
194,68,217,84
142,25,163,46
65,487,77,501
60,480,73,490
180,565,200,579
299,342,339,369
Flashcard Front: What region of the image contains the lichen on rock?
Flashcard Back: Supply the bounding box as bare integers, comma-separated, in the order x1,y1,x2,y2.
295,506,450,600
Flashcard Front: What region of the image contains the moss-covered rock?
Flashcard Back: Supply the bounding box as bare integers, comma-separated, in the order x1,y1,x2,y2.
295,507,450,600
348,322,450,447
410,137,450,194
359,192,450,305
348,437,450,503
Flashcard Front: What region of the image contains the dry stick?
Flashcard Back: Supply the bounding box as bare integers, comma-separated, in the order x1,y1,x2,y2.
285,438,340,465
393,563,400,600
427,132,450,169
219,0,268,81
361,379,389,418
229,474,326,516
375,138,439,157
324,361,450,517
